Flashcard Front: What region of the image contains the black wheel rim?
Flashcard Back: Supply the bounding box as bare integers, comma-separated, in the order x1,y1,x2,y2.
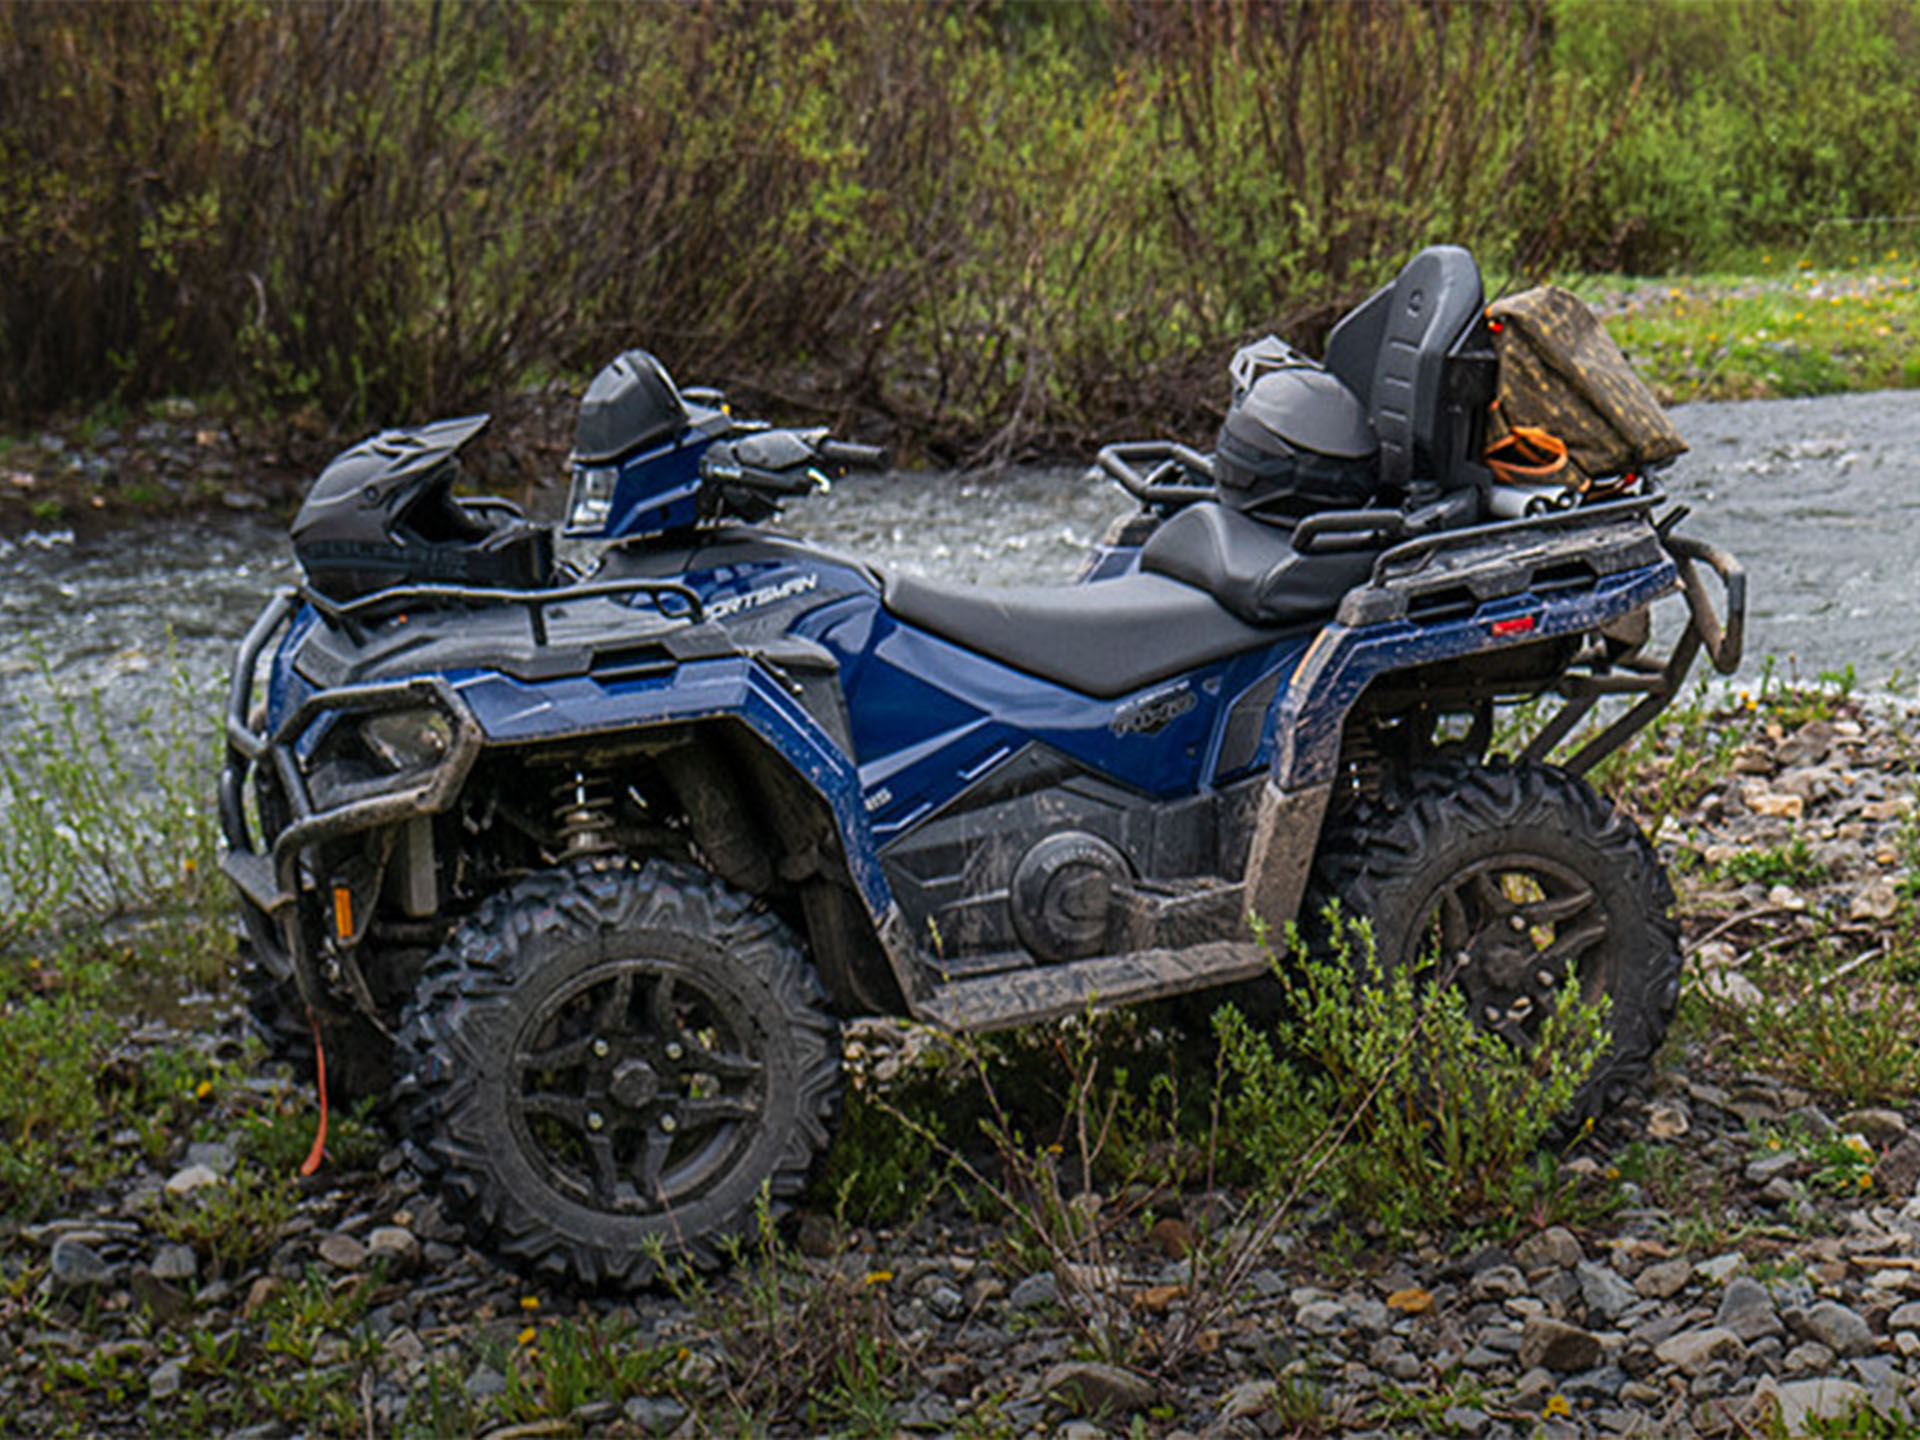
1424,853,1607,1047
510,958,766,1215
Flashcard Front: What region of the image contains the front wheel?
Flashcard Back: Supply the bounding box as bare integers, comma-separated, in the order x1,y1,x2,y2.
1306,757,1681,1123
395,859,841,1288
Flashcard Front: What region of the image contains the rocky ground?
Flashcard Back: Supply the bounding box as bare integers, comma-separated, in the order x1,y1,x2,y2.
1,696,1917,1438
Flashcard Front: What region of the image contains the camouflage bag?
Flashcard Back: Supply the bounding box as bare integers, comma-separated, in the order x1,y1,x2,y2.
1486,285,1687,481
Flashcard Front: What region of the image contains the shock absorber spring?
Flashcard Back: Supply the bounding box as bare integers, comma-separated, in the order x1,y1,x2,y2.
553,772,617,858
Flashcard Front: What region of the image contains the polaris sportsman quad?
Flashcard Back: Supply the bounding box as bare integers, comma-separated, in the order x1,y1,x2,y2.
221,246,1745,1287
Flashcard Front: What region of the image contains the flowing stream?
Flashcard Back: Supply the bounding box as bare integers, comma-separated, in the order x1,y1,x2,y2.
2,389,1916,739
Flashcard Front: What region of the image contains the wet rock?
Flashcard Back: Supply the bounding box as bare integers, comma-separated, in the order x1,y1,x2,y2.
1520,1317,1605,1373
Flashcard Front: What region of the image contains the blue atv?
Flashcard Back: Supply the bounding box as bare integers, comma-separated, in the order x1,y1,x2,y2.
221,246,1744,1287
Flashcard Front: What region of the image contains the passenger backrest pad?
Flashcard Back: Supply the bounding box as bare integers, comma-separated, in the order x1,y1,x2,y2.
1323,246,1484,494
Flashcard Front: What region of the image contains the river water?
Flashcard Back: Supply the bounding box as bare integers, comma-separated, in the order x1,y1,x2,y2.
1,389,1914,732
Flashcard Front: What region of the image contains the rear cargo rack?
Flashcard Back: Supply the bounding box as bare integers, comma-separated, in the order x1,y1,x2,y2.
302,576,705,647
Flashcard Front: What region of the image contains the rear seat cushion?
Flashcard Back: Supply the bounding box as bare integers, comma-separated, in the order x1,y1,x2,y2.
1139,502,1376,625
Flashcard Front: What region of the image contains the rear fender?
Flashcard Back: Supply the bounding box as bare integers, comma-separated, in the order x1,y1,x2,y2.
1273,562,1675,792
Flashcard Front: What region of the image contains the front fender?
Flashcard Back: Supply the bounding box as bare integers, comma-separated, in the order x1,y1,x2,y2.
452,655,894,924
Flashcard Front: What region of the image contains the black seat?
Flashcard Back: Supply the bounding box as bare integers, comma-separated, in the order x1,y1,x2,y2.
1138,502,1374,626
882,570,1276,699
1323,245,1490,498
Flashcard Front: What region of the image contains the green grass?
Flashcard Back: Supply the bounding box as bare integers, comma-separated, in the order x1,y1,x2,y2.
1570,256,1920,403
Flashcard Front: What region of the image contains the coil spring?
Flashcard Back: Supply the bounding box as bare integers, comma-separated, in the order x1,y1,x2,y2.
553,772,617,858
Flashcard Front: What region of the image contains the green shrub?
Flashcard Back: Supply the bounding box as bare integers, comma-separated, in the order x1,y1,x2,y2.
1214,911,1610,1239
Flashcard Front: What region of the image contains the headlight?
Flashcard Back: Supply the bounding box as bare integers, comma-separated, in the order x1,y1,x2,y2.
566,465,618,530
361,709,453,772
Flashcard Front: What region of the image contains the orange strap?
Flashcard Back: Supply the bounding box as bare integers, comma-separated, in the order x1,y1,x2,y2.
300,1007,330,1177
1486,425,1575,490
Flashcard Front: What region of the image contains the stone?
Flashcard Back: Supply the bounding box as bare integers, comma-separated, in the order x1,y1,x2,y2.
185,1140,238,1176
1784,1341,1837,1374
1470,1264,1528,1301
1875,1137,1920,1199
1852,880,1902,923
1748,1376,1871,1434
1043,1361,1156,1417
465,1366,507,1400
1296,1299,1349,1335
926,1283,965,1321
319,1233,368,1270
1798,1299,1876,1358
1577,1260,1637,1322
623,1396,688,1435
1219,1380,1276,1420
1654,1326,1746,1374
366,1226,420,1275
150,1243,198,1283
1441,1406,1490,1437
1695,1252,1747,1284
1716,1276,1785,1341
1520,1317,1606,1373
1839,1109,1910,1145
1889,1301,1920,1331
149,1359,184,1400
1010,1273,1060,1312
1635,1258,1693,1300
48,1236,114,1288
1149,1217,1196,1257
1515,1227,1585,1271
164,1164,221,1196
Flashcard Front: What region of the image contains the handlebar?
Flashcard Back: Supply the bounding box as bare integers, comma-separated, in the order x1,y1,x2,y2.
817,439,889,471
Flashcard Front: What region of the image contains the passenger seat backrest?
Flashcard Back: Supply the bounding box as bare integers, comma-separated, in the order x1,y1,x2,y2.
1323,246,1485,495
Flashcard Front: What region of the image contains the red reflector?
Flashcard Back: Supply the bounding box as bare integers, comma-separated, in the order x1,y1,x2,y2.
1491,615,1537,637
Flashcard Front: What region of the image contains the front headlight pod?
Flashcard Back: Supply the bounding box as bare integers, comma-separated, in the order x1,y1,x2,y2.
360,708,455,773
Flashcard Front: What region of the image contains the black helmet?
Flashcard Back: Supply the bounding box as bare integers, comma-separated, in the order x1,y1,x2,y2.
1213,363,1382,522
291,414,553,603
572,349,689,465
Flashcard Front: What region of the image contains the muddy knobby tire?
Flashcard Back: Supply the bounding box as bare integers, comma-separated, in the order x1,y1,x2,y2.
1306,756,1681,1124
394,858,841,1288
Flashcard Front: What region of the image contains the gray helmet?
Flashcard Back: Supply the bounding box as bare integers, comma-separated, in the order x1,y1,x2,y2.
572,349,689,465
1213,362,1382,521
292,415,552,603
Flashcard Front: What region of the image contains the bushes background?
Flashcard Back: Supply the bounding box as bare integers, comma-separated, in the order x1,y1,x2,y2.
5,0,1920,459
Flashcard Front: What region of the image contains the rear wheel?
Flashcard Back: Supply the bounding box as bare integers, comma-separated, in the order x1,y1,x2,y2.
1306,757,1680,1122
395,859,841,1287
